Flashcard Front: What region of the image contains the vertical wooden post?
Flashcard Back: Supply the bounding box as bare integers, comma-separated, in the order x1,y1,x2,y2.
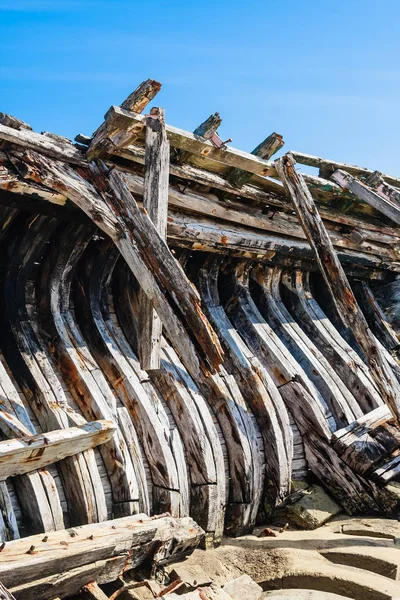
138,107,170,370
276,152,400,424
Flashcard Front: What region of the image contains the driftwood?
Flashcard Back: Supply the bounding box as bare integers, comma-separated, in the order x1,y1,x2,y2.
276,153,400,425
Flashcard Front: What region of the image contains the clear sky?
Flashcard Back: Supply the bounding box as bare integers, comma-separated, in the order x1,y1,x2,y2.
1,0,399,175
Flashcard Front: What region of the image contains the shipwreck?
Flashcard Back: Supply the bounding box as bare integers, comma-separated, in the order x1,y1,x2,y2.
0,79,399,598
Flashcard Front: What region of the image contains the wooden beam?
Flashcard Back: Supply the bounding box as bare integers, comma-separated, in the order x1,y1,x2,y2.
227,132,284,188
138,107,170,370
366,170,400,210
120,79,162,113
276,153,400,424
291,150,400,189
332,169,400,225
0,420,116,479
0,514,203,600
88,105,278,177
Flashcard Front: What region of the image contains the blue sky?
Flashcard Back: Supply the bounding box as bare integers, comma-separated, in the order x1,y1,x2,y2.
1,0,399,174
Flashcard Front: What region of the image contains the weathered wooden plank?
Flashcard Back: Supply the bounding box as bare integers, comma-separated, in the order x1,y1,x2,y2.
276,153,400,424
1,514,203,600
332,170,400,225
0,420,116,479
138,107,170,370
366,170,400,209
292,150,400,189
0,124,85,165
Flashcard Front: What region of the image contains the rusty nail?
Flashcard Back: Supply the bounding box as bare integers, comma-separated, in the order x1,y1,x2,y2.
42,535,48,542
26,545,35,554
88,534,94,540
0,542,5,552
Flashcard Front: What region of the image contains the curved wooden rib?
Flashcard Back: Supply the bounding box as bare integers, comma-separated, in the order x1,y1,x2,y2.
36,223,138,518
252,266,360,429
196,256,291,516
1,211,111,529
74,239,185,517
281,270,381,414
352,280,400,353
112,259,228,541
0,212,67,533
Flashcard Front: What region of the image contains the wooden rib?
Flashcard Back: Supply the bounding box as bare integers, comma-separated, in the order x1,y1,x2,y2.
276,153,400,425
352,280,400,353
332,169,400,225
223,261,384,513
112,259,228,541
280,270,382,414
138,107,169,370
0,211,101,532
37,222,139,518
0,421,116,479
9,149,223,377
255,266,358,428
197,256,291,516
73,238,183,517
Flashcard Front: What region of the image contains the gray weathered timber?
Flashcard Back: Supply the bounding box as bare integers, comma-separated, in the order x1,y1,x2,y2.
0,514,203,600
292,150,400,188
138,107,170,370
0,421,116,479
227,132,284,188
332,170,400,225
277,153,400,425
0,123,85,165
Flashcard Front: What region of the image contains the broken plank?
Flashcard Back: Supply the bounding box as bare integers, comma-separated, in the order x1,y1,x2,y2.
332,169,400,225
276,153,400,425
120,79,162,113
0,420,116,480
138,107,170,371
174,112,222,165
